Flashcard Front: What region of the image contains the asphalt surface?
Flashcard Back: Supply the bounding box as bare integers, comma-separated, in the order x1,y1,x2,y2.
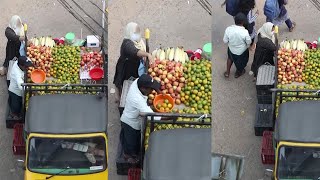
0,0,103,179
108,0,211,179
212,0,320,179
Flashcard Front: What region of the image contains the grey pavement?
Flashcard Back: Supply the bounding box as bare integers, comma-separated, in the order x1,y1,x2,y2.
212,0,320,179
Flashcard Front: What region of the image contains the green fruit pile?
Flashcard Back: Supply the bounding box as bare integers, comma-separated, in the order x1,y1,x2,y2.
275,84,320,117
52,45,81,84
180,59,212,113
303,49,320,86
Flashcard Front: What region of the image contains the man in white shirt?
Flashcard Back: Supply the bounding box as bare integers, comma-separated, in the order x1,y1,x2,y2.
8,56,32,119
223,12,252,78
120,74,169,163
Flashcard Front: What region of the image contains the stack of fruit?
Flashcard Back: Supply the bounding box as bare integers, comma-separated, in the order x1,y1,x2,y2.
303,48,320,86
51,45,81,84
29,36,55,48
26,45,54,78
147,59,185,105
277,48,305,84
152,47,189,63
181,59,212,113
80,49,104,71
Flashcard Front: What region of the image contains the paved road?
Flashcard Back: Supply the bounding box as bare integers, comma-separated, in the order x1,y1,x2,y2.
212,0,320,179
108,0,211,179
0,0,103,179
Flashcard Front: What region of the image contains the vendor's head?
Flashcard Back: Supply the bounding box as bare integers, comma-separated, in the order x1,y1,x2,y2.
234,13,248,27
9,15,23,36
137,74,161,96
18,56,33,71
125,22,142,42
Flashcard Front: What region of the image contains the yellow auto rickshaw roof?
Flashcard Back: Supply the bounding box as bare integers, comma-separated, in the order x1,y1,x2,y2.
25,94,107,134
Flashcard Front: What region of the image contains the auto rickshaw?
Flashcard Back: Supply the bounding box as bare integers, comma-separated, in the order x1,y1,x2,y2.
17,93,108,180
142,128,211,180
271,100,320,180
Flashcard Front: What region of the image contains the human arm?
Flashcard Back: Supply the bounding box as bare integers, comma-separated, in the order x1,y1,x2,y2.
5,28,23,42
137,101,176,121
123,40,153,63
137,50,153,63
247,10,258,24
245,33,252,47
223,29,229,44
16,72,24,91
261,38,277,52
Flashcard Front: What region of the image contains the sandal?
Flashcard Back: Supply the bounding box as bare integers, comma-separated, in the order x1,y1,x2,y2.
289,22,296,32
235,69,246,78
224,72,229,78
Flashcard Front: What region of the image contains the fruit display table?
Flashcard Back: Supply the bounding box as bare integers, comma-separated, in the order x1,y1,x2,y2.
274,38,320,116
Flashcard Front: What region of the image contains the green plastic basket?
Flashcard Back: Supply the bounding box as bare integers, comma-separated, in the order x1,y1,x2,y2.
202,43,212,60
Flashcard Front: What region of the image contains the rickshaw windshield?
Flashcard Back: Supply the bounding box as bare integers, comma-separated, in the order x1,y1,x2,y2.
27,136,106,175
277,145,320,180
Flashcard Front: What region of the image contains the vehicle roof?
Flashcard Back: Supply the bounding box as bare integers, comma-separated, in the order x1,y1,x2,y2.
25,94,107,134
275,100,320,143
143,128,211,180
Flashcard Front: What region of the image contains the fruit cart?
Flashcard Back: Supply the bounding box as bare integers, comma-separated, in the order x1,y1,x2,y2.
262,93,320,180
142,127,211,180
14,83,109,180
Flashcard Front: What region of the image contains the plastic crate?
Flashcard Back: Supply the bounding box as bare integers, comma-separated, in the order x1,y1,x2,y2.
5,102,23,129
254,104,273,136
116,141,140,175
128,168,141,180
256,64,275,88
261,131,275,165
12,124,25,155
257,94,272,104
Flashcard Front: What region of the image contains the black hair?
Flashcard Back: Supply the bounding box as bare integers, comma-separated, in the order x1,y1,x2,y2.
239,0,255,12
234,13,248,25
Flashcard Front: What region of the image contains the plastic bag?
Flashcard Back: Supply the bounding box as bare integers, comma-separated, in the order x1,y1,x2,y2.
19,41,26,56
138,59,146,77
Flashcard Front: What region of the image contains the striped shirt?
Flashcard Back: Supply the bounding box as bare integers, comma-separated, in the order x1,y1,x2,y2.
247,10,258,39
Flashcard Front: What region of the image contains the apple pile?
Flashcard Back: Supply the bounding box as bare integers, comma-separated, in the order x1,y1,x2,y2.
80,50,103,71
277,48,305,84
27,45,54,77
147,59,185,105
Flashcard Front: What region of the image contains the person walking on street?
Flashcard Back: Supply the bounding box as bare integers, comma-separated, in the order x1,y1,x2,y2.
266,0,296,32
8,56,33,119
113,22,154,101
250,22,277,80
238,0,259,51
0,15,26,87
223,13,252,78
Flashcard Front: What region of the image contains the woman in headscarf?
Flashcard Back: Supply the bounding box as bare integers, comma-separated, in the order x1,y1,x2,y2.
0,15,25,87
250,22,277,79
113,22,153,99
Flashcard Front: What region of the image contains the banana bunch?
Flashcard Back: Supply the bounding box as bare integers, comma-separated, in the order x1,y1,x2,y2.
151,47,189,63
280,39,308,51
30,36,55,48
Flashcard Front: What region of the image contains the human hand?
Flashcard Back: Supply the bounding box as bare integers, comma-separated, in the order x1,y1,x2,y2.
19,36,25,41
147,53,154,64
256,10,259,15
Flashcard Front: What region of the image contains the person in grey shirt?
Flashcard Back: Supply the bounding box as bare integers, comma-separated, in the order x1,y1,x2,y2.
223,13,252,78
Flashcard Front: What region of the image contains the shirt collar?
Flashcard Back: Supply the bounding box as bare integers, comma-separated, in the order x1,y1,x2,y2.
134,79,148,99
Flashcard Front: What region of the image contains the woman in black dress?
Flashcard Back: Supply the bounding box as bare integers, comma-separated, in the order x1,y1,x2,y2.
0,15,25,87
250,22,277,80
113,22,153,98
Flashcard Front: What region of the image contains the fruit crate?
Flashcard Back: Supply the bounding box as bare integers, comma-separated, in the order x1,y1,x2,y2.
6,102,24,129
128,168,141,180
116,140,140,175
257,94,272,104
256,64,275,95
261,131,275,165
254,104,273,136
12,123,26,155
